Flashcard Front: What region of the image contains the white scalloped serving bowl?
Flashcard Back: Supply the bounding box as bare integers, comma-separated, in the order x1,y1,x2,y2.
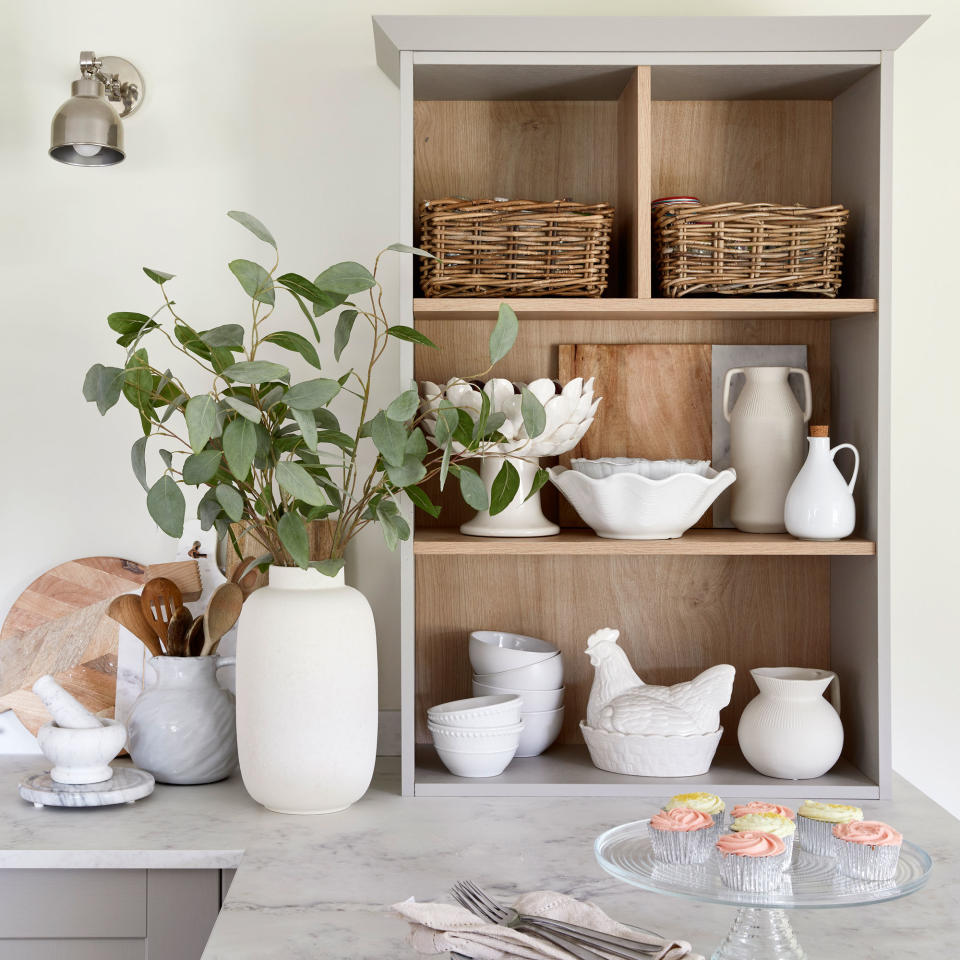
572,457,713,480
550,464,736,539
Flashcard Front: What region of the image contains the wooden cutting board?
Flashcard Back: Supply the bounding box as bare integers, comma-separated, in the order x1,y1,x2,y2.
558,343,714,526
0,557,147,734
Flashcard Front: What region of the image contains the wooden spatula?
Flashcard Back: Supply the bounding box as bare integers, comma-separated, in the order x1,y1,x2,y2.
231,556,261,599
107,594,164,658
140,578,183,646
185,616,205,657
200,583,244,657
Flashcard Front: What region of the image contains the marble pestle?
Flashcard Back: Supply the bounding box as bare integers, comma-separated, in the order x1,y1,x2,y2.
32,675,103,729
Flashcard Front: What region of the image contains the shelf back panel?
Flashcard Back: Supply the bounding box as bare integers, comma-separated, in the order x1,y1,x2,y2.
415,554,830,746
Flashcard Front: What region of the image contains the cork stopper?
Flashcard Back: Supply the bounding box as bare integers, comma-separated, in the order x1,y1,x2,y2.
810,425,829,438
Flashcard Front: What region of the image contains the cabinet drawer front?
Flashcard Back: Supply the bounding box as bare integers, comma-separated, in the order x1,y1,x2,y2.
0,940,145,960
0,870,146,938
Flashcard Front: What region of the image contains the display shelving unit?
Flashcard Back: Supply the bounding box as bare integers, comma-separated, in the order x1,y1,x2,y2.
373,15,925,798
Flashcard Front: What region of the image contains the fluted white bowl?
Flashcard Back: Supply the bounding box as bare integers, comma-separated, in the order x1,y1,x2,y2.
428,720,524,753
550,464,736,540
572,457,712,480
472,680,565,712
469,631,559,675
473,652,564,691
515,706,564,757
427,694,522,728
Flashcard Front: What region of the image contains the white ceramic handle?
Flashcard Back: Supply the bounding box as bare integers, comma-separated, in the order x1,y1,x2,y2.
828,673,841,715
831,442,860,492
788,368,813,422
722,368,744,423
216,656,236,668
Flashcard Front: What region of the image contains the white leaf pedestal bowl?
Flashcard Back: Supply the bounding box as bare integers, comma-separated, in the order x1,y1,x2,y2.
580,722,723,777
549,463,736,539
419,377,600,537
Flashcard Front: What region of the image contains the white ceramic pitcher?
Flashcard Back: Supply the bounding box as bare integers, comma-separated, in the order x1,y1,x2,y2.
785,427,859,540
737,667,843,780
723,366,812,533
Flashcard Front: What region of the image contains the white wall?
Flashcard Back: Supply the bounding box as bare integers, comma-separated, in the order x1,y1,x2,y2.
2,0,957,817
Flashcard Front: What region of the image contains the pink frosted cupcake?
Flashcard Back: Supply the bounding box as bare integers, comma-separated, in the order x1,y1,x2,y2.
716,831,788,891
833,821,903,881
648,808,715,864
730,802,795,822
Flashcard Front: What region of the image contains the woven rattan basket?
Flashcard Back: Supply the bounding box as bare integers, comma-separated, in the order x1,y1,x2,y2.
654,201,849,297
419,198,614,297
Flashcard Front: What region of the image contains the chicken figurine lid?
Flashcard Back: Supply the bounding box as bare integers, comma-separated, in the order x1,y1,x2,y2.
584,628,735,737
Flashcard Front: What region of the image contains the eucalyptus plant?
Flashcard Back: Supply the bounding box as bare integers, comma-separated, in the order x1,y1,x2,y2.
82,211,547,573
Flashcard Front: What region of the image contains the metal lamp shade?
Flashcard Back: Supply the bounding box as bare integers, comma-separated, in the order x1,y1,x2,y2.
49,77,124,166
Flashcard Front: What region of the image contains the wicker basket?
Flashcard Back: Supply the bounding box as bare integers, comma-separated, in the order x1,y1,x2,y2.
419,198,614,297
653,201,849,297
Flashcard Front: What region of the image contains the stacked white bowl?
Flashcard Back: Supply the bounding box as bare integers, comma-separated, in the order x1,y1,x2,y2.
427,695,524,777
469,631,565,757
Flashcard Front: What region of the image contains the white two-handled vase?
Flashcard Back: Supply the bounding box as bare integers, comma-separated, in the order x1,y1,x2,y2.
784,429,859,540
236,566,377,814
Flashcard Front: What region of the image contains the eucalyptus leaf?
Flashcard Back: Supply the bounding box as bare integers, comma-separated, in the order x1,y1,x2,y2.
277,512,309,568
439,441,452,490
386,325,437,349
523,466,550,503
146,475,185,538
222,417,257,480
174,323,212,360
283,287,322,341
370,411,407,467
313,261,376,296
290,407,316,451
263,331,322,370
197,487,222,531
215,483,244,522
161,391,188,423
122,349,153,416
311,558,345,578
182,449,222,485
276,273,332,306
223,396,262,423
386,388,419,422
386,455,427,488
284,378,340,410
227,210,276,248
520,385,546,439
385,242,436,259
310,287,348,318
489,302,519,366
434,401,459,448
488,459,520,516
316,429,356,452
404,484,441,519
457,464,488,511
376,500,410,551
200,324,245,348
228,259,275,306
405,427,428,461
184,395,217,453
276,461,327,506
82,364,124,415
143,267,174,284
108,311,150,334
131,436,149,492
334,309,357,361
159,448,173,470
221,360,289,384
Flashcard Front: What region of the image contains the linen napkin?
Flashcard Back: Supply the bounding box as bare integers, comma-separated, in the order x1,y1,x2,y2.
393,890,703,960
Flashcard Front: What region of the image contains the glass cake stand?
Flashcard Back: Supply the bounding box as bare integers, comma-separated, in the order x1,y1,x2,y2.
595,819,932,960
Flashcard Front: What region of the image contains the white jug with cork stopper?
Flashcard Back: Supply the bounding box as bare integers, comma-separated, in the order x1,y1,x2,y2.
784,425,859,540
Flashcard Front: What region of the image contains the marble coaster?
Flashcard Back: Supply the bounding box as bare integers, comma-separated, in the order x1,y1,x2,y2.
19,767,155,809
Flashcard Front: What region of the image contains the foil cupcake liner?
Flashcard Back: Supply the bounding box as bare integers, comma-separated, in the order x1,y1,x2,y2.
717,849,789,891
836,840,902,881
797,815,843,856
649,825,714,864
780,832,795,870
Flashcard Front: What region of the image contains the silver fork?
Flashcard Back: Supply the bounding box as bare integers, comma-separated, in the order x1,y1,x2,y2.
451,881,663,959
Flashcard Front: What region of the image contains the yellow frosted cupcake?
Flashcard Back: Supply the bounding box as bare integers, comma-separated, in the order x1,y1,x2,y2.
796,801,863,856
665,792,726,831
732,812,797,869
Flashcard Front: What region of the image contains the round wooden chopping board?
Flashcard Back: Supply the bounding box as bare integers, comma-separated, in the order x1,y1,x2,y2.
0,557,147,734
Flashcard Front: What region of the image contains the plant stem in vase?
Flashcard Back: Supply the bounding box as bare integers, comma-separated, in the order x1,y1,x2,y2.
460,455,558,537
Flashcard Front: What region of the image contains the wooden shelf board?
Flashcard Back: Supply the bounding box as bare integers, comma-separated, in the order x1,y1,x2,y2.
413,529,876,557
414,744,879,798
413,297,878,321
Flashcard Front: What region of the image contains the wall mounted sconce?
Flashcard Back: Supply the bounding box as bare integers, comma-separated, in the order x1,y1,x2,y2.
49,51,144,166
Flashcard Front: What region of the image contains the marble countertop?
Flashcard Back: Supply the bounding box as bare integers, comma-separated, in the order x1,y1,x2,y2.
0,755,956,959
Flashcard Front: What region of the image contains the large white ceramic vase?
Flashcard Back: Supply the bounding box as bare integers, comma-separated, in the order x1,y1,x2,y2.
236,566,377,814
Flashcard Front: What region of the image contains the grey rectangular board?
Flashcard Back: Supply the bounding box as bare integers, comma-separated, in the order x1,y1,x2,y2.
0,941,145,960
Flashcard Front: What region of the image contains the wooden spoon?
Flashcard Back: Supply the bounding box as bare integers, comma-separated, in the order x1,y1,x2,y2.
231,556,261,599
200,582,244,657
107,594,164,658
140,578,183,645
165,606,194,657
185,615,205,657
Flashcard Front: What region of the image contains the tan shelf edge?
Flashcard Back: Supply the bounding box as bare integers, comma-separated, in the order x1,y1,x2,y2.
414,529,877,557
413,297,878,321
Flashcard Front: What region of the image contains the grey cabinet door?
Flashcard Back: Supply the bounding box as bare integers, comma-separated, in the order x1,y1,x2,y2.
146,869,221,960
0,939,145,960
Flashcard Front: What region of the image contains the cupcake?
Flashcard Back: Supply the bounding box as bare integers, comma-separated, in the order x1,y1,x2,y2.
796,801,863,856
731,813,796,869
730,801,795,822
665,792,726,831
648,808,715,864
833,821,903,881
716,831,788,891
